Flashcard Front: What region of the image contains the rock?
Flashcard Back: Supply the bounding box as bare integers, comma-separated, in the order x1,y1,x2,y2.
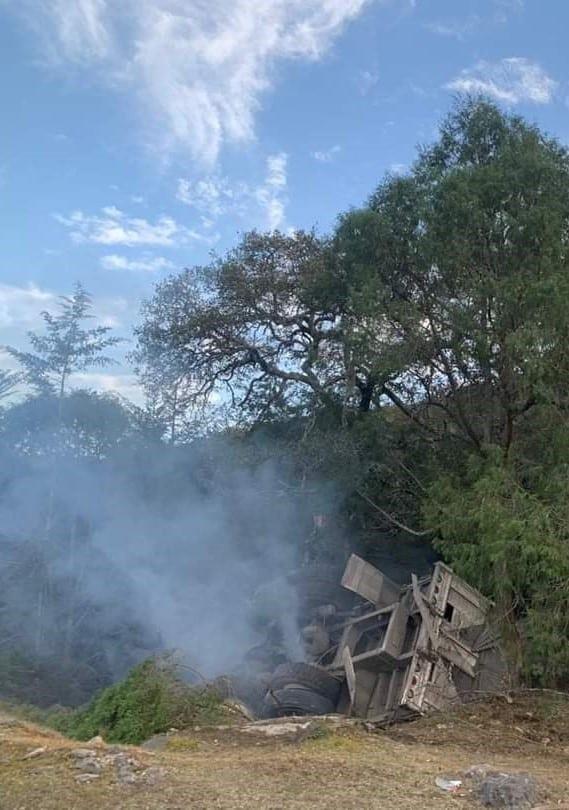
71,748,97,759
141,733,168,752
241,721,313,737
476,772,537,808
75,773,101,784
112,752,141,785
87,735,104,745
23,747,46,760
74,758,102,774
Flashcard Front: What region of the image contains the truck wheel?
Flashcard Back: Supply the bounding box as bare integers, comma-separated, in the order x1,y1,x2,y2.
269,663,343,703
265,686,336,717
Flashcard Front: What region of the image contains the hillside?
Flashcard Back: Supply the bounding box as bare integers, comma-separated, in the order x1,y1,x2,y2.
2,696,569,808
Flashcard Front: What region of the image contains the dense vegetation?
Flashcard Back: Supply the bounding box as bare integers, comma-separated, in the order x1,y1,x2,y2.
2,97,569,702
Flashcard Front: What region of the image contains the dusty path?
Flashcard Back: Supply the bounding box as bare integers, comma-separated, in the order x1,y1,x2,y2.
1,699,569,808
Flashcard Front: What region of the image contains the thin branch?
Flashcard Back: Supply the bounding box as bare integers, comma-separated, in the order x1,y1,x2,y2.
357,490,434,538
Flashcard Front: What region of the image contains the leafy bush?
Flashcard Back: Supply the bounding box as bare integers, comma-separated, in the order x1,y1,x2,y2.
54,658,225,745
425,451,569,687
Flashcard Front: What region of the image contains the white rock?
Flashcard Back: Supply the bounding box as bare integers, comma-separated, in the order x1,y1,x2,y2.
23,747,46,760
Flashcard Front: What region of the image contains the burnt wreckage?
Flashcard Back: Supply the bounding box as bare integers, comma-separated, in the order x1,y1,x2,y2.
250,555,506,721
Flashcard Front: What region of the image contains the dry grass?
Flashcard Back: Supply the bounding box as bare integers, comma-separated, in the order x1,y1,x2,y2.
1,697,569,809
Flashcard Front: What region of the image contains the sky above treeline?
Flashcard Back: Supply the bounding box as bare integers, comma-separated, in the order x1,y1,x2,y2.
1,0,567,400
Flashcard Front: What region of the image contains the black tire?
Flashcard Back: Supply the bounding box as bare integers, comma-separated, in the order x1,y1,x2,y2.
269,663,343,703
265,686,335,717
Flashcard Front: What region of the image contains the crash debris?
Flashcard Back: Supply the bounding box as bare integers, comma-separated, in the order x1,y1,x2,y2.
248,555,506,723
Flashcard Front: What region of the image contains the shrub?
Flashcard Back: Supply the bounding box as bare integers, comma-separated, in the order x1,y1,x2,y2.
56,657,225,745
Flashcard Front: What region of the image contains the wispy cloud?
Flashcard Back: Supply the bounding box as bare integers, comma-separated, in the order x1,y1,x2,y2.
425,16,480,40
100,254,177,272
446,58,557,105
312,145,341,163
14,0,374,164
55,206,207,247
255,153,288,231
0,283,57,329
177,152,289,231
0,282,128,333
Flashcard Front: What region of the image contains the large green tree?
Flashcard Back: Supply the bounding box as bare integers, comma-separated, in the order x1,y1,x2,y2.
134,230,386,425
336,98,569,455
335,98,569,684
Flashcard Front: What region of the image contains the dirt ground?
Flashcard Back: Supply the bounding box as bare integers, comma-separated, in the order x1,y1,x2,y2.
1,697,569,809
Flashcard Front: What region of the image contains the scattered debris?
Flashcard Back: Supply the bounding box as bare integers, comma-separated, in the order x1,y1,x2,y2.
435,776,463,793
255,555,507,723
464,766,538,809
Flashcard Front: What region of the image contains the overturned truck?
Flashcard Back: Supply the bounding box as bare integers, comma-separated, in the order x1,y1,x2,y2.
261,555,506,722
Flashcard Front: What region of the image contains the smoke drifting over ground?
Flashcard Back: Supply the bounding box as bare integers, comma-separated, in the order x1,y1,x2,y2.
0,436,313,700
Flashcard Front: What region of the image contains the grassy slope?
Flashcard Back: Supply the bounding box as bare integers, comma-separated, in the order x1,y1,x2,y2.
1,697,569,809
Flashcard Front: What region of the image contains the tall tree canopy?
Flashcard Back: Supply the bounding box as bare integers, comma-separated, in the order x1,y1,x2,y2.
133,98,569,686
336,97,569,454
133,230,388,424
5,283,122,399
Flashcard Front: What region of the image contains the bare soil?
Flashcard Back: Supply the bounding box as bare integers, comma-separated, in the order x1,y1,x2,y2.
1,696,569,809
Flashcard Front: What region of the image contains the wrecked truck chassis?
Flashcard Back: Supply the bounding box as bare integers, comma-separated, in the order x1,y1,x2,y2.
262,555,506,722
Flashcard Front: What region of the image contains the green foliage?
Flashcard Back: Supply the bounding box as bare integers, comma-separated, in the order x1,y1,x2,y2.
5,283,122,398
425,450,569,686
0,370,20,402
57,659,225,745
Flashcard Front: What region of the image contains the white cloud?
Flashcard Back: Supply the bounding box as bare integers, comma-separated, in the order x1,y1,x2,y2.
176,176,246,219
177,152,288,231
446,58,557,105
55,206,207,246
425,17,480,40
15,0,373,164
0,282,128,332
100,254,176,272
0,283,57,329
255,152,288,230
312,145,341,163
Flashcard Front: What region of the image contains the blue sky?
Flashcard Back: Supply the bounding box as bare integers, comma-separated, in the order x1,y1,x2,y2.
1,0,567,400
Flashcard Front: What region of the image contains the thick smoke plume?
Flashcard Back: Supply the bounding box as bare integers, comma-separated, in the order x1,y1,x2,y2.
0,433,317,700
